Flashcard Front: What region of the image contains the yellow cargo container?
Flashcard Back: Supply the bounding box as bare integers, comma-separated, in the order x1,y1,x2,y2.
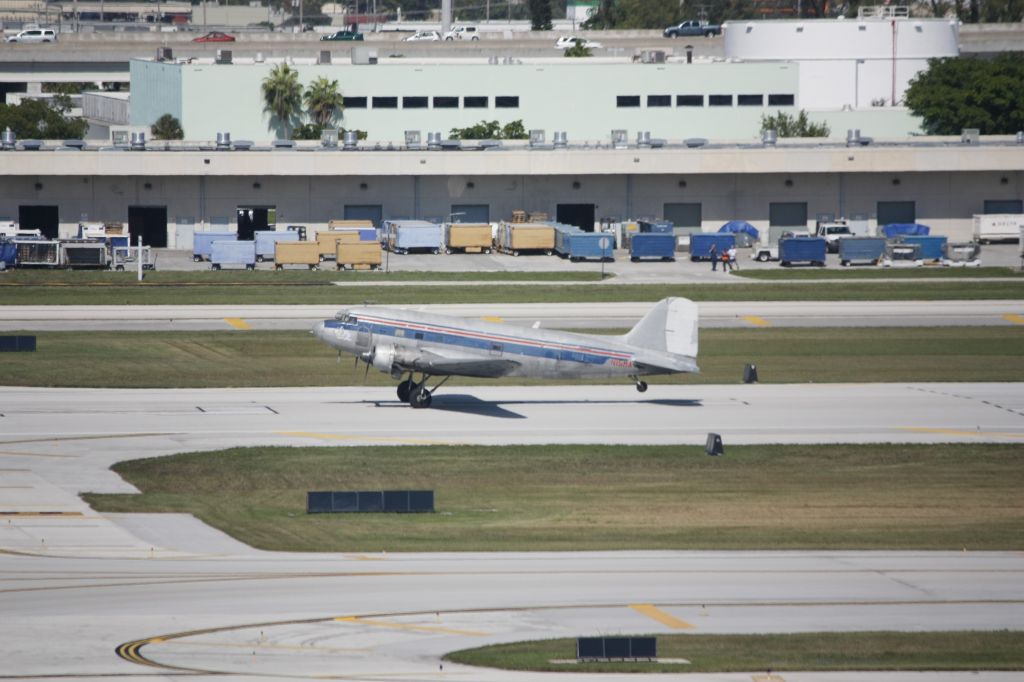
445,223,492,253
336,241,382,270
316,232,356,258
496,222,555,255
328,219,375,229
274,241,321,270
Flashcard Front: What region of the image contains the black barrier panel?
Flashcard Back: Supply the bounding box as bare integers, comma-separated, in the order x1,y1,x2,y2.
333,492,358,512
357,491,383,512
603,637,630,658
383,490,409,513
409,490,435,513
576,638,604,659
630,637,657,658
0,336,36,352
307,492,333,513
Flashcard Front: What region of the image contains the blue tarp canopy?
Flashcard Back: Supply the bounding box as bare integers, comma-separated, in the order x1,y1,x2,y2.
882,223,931,238
718,221,760,241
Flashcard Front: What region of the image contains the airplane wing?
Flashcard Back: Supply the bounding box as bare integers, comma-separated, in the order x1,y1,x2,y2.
399,348,521,378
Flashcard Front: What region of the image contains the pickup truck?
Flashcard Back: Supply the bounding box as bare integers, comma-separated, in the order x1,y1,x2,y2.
815,222,854,253
663,20,722,38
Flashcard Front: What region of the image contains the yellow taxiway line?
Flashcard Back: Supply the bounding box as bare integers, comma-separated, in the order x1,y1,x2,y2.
1003,313,1024,325
224,317,251,330
276,431,452,446
901,427,1024,440
335,616,488,637
629,604,695,629
742,315,771,327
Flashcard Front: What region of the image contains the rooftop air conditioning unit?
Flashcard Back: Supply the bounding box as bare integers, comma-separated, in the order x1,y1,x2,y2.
762,129,777,146
637,131,652,147
215,49,232,64
684,137,708,148
404,130,422,149
321,128,339,147
846,128,861,146
157,47,172,61
611,129,628,149
342,131,358,150
426,131,442,150
112,130,130,146
529,129,545,146
961,128,979,144
552,131,568,148
216,131,231,149
130,131,146,150
1,128,14,150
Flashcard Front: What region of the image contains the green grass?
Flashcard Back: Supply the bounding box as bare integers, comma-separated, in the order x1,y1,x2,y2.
445,631,1024,673
83,443,1024,552
734,267,1024,280
3,326,1022,387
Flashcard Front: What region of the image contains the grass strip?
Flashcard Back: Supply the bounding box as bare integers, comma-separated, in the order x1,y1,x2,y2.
445,631,1024,673
2,326,1022,388
2,281,1023,305
733,267,1024,280
83,444,1024,552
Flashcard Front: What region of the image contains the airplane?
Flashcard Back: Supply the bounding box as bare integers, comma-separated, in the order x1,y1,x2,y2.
311,297,699,408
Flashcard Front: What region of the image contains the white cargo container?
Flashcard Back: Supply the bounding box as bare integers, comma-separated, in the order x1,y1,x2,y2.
972,214,1024,244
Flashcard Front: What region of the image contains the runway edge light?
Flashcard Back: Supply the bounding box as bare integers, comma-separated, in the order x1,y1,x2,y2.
705,433,724,456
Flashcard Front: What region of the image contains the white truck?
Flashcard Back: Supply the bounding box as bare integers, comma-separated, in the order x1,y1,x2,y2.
444,25,479,41
815,221,853,253
972,214,1024,244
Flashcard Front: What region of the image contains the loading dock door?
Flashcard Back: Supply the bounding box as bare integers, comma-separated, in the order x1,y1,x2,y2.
237,207,273,241
128,206,168,247
451,204,489,223
556,203,596,231
19,205,59,238
344,205,383,227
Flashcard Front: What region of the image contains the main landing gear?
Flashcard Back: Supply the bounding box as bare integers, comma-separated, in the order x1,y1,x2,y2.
396,373,450,408
630,375,648,393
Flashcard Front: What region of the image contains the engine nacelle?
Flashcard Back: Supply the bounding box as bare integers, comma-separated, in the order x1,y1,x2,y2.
370,344,398,374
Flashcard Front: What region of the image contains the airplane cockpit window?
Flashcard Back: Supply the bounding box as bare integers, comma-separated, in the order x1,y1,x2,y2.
334,312,355,324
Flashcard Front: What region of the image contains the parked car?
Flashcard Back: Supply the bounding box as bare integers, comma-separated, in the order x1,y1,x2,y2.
444,25,479,41
6,28,57,43
554,35,602,49
193,31,235,43
663,20,722,38
404,30,441,42
321,30,364,41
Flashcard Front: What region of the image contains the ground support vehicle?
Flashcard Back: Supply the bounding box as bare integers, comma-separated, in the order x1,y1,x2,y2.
254,230,299,262
778,236,827,267
663,20,721,37
899,236,947,262
383,220,444,254
210,240,256,271
630,233,676,262
13,239,60,267
62,241,109,269
495,222,555,256
972,214,1023,244
882,242,923,268
111,245,156,271
193,232,236,262
553,225,614,262
274,241,321,270
838,237,885,266
815,222,854,253
444,223,492,254
751,242,779,262
336,241,382,270
689,233,735,261
942,242,981,267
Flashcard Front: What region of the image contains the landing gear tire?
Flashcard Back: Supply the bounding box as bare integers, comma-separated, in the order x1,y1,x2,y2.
636,380,648,393
397,378,415,402
409,388,432,408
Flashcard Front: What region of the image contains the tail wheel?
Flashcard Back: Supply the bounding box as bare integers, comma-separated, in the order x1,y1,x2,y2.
636,381,648,393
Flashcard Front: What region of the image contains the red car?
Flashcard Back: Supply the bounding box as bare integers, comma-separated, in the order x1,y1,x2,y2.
193,31,235,43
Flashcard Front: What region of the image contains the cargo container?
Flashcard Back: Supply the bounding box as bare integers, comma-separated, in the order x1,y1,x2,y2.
689,233,735,261
316,232,353,260
210,240,256,271
630,233,676,262
495,222,555,256
62,241,109,269
554,227,614,262
942,241,981,267
882,241,923,268
328,219,375,230
254,230,300,262
445,223,492,253
274,241,321,270
383,220,444,254
637,219,674,234
881,223,930,239
14,239,60,267
336,241,382,270
899,235,947,262
193,231,237,262
838,237,885,266
972,214,1023,244
111,245,157,271
0,239,17,269
778,236,827,266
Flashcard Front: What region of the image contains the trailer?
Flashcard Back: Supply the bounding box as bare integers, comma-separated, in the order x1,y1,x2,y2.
689,233,735,261
111,245,157,271
882,241,923,268
629,233,676,262
444,223,492,254
274,241,321,270
899,235,947,262
254,230,300,262
778,236,827,266
13,239,60,267
838,237,885,266
62,241,109,269
972,214,1023,244
193,231,237,262
554,227,614,262
210,240,256,271
336,241,382,270
495,222,555,256
942,241,981,267
383,220,444,254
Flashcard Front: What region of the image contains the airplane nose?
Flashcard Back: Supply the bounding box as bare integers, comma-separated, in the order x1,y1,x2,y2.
311,320,326,339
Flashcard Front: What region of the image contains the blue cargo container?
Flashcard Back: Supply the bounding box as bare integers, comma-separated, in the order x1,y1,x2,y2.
210,240,256,270
383,220,444,254
108,236,130,251
900,235,947,261
689,233,735,261
554,229,614,261
630,233,676,261
0,240,16,269
638,220,674,234
254,230,300,262
779,236,827,266
838,237,886,265
193,232,237,262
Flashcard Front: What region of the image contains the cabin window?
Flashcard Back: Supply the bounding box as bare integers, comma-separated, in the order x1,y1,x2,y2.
395,329,405,337
414,332,424,340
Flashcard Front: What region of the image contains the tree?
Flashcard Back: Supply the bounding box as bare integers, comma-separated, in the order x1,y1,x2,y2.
528,0,552,30
904,54,1024,135
150,113,184,140
563,39,593,58
759,110,830,137
0,97,88,139
261,63,303,138
303,77,344,128
448,120,529,140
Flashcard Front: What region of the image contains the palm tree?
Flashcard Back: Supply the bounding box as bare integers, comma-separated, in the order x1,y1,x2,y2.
261,63,302,138
303,76,344,128
150,113,184,140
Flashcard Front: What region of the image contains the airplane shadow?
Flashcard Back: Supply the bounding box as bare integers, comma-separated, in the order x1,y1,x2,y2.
359,395,703,419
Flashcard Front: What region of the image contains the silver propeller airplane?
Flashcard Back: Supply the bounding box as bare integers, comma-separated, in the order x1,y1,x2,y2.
312,297,699,408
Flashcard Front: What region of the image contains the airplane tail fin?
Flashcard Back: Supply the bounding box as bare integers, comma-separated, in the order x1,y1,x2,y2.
623,297,699,358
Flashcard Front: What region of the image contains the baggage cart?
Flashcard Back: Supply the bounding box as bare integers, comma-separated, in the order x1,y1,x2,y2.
630,233,676,262
336,241,382,270
882,241,923,268
899,235,947,262
689,233,735,262
838,237,885,266
111,245,157,271
62,241,109,269
193,231,237,262
274,241,322,270
942,241,981,267
383,220,444,254
972,214,1023,244
14,239,60,267
554,226,613,262
778,236,827,266
210,240,256,271
495,222,555,256
254,230,300,262
444,223,492,253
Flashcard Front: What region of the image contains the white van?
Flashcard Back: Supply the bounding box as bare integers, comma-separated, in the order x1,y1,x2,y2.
444,26,479,41
6,28,58,43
